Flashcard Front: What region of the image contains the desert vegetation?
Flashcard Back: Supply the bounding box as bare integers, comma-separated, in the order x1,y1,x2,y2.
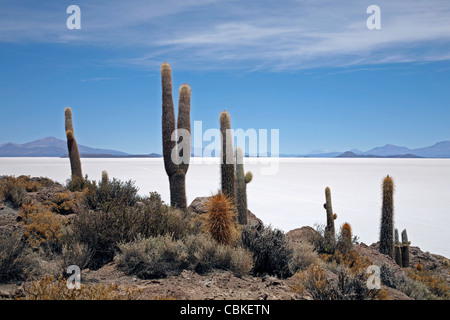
0,62,448,300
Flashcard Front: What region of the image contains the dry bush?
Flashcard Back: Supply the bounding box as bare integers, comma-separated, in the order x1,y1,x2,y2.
288,242,319,274
58,243,93,276
241,224,292,278
47,190,78,215
116,234,188,279
291,263,387,300
80,178,139,212
184,233,253,277
20,275,138,300
0,231,38,283
320,250,373,274
70,192,199,270
0,176,28,208
406,268,450,299
116,233,253,279
19,201,65,249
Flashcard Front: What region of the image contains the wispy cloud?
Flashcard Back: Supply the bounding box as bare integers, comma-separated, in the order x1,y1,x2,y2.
1,0,450,71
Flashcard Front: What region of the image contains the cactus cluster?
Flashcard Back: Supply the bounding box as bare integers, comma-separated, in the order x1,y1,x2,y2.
218,110,253,225
64,107,83,187
161,62,191,208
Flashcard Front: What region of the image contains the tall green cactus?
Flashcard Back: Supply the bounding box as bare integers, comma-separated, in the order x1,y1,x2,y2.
394,228,403,267
64,107,83,186
161,62,191,208
401,229,410,268
380,175,394,258
323,187,336,250
235,147,252,225
220,110,235,200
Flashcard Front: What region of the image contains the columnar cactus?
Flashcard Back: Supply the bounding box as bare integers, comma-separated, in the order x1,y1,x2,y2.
394,228,403,267
161,62,191,208
101,170,109,185
401,229,410,268
380,175,395,258
323,187,337,249
235,147,252,225
220,110,235,200
64,107,83,186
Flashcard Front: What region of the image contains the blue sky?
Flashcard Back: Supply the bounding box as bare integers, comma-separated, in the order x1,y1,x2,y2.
1,0,450,154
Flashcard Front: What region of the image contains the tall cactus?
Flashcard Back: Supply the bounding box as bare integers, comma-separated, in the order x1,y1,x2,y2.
323,187,337,250
394,228,403,267
220,110,235,200
380,175,395,258
161,62,191,208
101,170,109,185
401,229,410,268
235,147,252,225
64,107,83,186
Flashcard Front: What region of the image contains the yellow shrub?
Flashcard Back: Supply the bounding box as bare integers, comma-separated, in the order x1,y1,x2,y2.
20,203,65,247
48,191,77,215
320,250,372,274
20,276,139,300
406,269,450,299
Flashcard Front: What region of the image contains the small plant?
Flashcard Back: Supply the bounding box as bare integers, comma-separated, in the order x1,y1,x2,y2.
205,193,237,245
19,201,65,249
416,263,423,272
401,229,410,268
394,228,403,267
241,224,292,278
20,275,138,300
0,231,38,283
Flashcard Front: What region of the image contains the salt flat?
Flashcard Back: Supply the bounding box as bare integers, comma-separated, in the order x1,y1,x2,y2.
1,157,449,258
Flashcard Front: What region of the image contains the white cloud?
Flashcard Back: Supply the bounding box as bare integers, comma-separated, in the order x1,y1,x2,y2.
1,0,450,70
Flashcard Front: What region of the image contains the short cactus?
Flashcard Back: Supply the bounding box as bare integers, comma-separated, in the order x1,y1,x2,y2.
394,228,403,267
220,110,235,201
380,175,394,258
401,229,410,268
161,62,191,208
323,187,336,250
101,170,109,186
235,147,252,225
205,193,236,245
64,107,83,187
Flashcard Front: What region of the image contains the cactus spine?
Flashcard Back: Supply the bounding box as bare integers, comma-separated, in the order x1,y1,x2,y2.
380,175,395,258
64,107,83,186
235,147,252,225
220,110,235,200
401,229,410,268
323,187,336,249
161,62,191,208
394,228,403,267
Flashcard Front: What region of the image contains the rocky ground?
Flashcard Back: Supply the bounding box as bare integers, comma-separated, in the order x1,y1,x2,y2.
0,190,449,300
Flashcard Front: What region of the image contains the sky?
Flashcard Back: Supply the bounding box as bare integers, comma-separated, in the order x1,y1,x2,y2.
1,0,450,155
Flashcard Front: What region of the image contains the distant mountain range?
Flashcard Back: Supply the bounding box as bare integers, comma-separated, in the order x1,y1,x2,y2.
0,137,161,158
1,137,450,158
280,141,450,158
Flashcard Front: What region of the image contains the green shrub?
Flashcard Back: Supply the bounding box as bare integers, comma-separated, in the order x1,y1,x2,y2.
240,224,292,278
